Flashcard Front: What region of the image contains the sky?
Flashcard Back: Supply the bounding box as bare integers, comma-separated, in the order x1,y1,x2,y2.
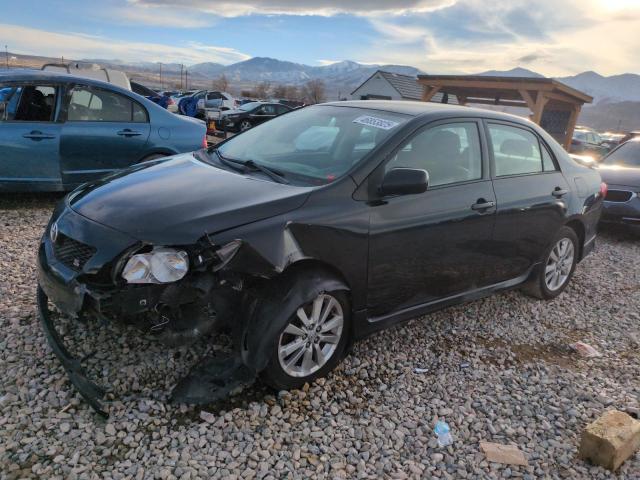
1,0,639,76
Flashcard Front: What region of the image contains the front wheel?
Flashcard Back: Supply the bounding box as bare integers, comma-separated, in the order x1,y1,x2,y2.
239,119,253,132
522,226,579,300
261,290,350,390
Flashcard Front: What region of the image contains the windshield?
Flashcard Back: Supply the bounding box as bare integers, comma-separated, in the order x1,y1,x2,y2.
602,141,640,167
239,102,261,111
215,105,410,185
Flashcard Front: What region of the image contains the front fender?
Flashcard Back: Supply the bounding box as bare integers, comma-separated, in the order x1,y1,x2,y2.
240,270,349,373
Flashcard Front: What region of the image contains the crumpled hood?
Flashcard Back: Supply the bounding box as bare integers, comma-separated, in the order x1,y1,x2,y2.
68,152,311,245
597,165,640,188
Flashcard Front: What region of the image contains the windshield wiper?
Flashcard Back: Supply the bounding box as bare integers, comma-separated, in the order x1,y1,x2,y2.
242,159,290,184
211,149,246,173
218,153,290,184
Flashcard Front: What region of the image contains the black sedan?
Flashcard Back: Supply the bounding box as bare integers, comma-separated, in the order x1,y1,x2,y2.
36,101,604,414
214,101,292,132
598,138,640,233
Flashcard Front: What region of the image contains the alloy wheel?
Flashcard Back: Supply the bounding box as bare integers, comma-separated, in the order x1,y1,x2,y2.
544,238,575,291
278,293,344,378
240,120,252,131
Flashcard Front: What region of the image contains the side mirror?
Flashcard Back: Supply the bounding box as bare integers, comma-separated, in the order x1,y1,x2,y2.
379,168,429,197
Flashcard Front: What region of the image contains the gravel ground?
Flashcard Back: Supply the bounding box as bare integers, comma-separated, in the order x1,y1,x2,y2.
1,194,639,479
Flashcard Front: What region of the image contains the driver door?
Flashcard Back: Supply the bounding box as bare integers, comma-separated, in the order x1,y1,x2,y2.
367,119,498,319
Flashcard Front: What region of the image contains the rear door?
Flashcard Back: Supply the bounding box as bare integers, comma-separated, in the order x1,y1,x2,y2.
59,84,151,185
487,121,570,281
0,83,62,189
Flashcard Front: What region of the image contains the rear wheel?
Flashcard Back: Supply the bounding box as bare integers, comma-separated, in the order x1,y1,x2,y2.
522,226,578,299
261,290,350,390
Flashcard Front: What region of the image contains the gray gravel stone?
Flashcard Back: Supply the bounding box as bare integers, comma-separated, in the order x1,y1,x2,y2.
0,196,639,479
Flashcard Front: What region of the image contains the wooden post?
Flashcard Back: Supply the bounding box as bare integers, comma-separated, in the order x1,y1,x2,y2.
564,105,581,150
531,92,549,124
422,85,441,102
518,89,536,111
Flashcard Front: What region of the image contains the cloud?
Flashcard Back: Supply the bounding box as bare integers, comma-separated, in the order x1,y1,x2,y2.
130,0,456,17
112,6,216,28
0,24,250,65
357,0,640,76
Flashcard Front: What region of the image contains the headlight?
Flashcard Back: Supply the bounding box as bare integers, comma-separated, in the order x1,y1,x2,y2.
122,247,189,284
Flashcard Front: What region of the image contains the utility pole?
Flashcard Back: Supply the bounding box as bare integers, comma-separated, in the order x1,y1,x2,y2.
159,62,163,89
5,45,8,69
180,64,184,90
185,69,188,90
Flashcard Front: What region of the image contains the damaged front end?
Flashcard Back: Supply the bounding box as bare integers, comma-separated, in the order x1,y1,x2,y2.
36,208,285,416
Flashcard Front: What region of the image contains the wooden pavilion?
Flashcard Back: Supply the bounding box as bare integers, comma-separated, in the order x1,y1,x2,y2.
417,75,593,149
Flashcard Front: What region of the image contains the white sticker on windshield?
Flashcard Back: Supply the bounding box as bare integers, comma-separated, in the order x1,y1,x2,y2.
352,115,399,130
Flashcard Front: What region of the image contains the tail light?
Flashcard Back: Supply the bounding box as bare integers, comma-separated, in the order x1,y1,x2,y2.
599,182,608,198
202,134,208,149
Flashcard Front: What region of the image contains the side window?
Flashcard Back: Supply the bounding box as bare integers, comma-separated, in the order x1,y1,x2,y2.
489,124,543,177
132,102,148,123
276,105,289,115
68,86,146,122
541,143,557,172
1,85,57,122
385,122,483,187
207,92,222,100
262,105,276,115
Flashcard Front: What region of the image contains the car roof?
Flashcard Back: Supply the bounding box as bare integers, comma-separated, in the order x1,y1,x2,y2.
321,100,537,125
0,68,133,95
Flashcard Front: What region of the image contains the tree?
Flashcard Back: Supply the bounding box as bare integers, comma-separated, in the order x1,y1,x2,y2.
285,85,300,101
254,81,271,99
212,74,229,92
302,79,326,104
272,84,288,99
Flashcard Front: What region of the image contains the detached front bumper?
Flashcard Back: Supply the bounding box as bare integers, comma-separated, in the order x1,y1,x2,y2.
36,286,109,417
36,208,256,416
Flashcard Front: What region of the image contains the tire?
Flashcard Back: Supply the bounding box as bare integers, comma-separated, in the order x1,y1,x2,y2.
261,289,351,390
239,119,253,132
521,226,579,300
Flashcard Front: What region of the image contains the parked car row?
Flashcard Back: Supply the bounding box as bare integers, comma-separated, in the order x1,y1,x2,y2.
569,126,638,161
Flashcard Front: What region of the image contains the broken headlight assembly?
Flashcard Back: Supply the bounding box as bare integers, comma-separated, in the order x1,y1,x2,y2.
122,247,189,284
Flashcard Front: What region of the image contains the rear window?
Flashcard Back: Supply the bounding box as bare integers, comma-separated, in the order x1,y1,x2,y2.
67,86,148,123
489,124,547,176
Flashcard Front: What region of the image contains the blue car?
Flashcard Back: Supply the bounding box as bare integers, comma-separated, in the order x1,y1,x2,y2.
0,70,207,191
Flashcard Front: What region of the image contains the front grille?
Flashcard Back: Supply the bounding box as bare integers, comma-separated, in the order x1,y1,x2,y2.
605,190,634,203
53,234,96,271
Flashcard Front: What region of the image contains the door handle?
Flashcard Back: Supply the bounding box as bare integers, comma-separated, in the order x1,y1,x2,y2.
23,131,55,140
552,188,569,198
116,129,142,137
471,199,496,211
